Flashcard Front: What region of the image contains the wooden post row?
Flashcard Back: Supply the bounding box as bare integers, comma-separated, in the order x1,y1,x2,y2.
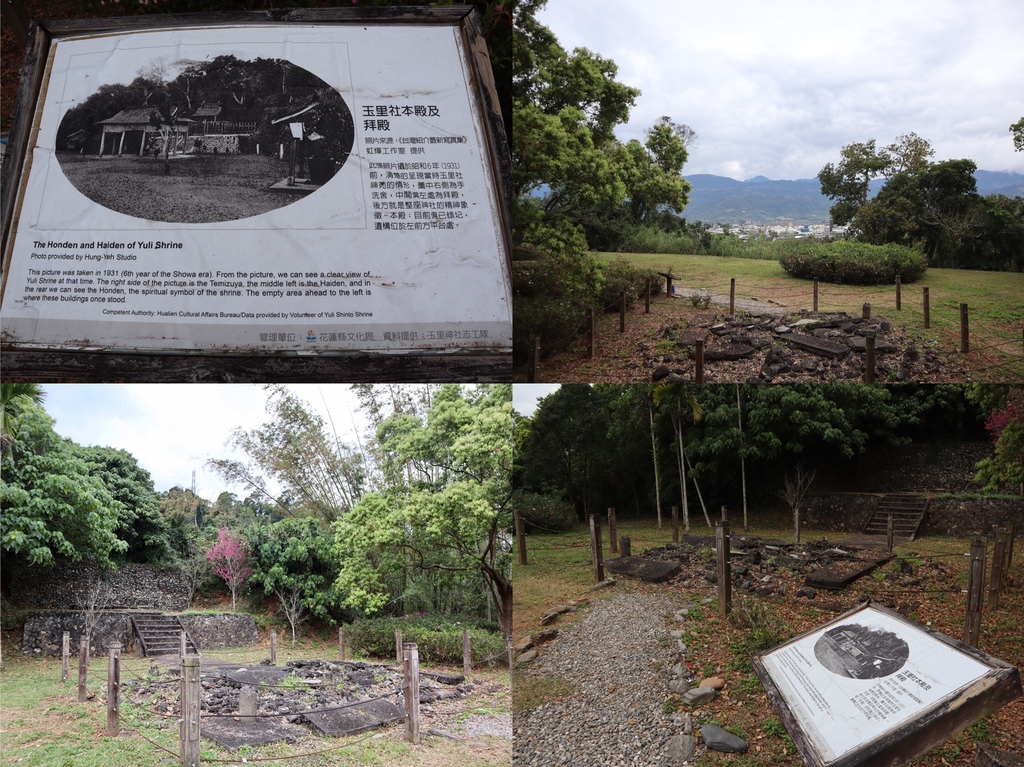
923,286,930,329
716,520,731,619
589,514,605,583
403,643,420,745
619,535,631,558
886,513,894,554
729,278,736,315
180,655,201,767
107,642,121,737
964,536,986,648
895,274,902,311
180,630,187,659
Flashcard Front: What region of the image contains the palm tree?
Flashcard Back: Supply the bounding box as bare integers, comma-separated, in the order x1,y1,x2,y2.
652,384,706,531
1,383,45,456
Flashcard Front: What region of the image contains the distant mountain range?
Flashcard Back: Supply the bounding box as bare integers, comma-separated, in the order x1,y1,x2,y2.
681,170,1024,225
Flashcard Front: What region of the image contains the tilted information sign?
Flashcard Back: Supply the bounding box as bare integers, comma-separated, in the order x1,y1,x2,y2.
753,602,1021,767
1,10,511,363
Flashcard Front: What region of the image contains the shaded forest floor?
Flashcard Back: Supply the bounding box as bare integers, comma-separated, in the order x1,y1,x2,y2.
513,519,1024,766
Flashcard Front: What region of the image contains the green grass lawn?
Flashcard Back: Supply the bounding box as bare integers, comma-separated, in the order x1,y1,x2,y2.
604,252,1024,372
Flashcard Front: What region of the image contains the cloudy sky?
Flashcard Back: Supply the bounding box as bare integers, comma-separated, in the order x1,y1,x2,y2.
536,0,1024,180
42,384,369,500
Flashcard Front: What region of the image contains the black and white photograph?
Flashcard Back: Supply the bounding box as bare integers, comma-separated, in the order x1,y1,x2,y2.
813,623,910,680
55,55,355,224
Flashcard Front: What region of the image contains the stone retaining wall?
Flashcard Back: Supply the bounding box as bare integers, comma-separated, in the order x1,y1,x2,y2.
8,562,188,611
808,494,1023,538
21,612,259,656
183,614,259,649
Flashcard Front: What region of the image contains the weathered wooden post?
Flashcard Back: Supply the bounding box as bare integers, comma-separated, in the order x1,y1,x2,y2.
403,643,421,744
607,507,618,556
716,520,731,619
863,302,871,320
813,279,819,313
107,642,121,737
514,508,527,566
270,630,277,665
78,636,89,703
619,291,626,333
589,514,605,583
180,655,201,767
1003,521,1016,578
895,274,902,311
694,339,704,384
619,535,631,558
865,335,876,384
62,632,70,683
720,505,728,522
588,308,596,359
339,626,346,662
886,513,895,554
395,628,403,663
180,630,187,659
964,537,986,648
923,286,930,328
671,505,679,543
960,303,970,353
463,630,472,678
989,527,1007,610
729,278,736,315
645,278,651,314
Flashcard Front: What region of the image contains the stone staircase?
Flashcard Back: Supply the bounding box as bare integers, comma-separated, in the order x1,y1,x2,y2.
862,494,929,541
131,613,200,657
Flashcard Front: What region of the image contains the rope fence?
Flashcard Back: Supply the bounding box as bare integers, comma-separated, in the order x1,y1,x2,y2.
526,273,1023,382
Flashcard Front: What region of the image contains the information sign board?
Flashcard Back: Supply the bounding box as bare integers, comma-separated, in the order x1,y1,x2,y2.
753,602,1021,767
1,8,511,379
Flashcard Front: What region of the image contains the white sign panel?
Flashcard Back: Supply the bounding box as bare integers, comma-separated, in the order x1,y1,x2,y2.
759,605,989,764
1,22,510,354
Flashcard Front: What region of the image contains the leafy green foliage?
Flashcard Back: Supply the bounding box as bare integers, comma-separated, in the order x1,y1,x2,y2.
0,402,127,569
345,613,507,666
596,257,662,310
334,385,513,634
778,239,926,284
513,490,577,532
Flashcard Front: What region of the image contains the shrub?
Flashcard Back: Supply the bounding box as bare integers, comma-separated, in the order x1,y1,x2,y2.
596,257,662,311
345,614,507,666
778,240,926,284
619,225,697,254
513,490,576,533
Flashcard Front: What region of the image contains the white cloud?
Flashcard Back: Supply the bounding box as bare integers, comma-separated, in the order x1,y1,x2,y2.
535,0,1024,179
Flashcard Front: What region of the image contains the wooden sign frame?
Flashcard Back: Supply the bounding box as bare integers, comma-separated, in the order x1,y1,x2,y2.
752,601,1021,767
1,7,511,382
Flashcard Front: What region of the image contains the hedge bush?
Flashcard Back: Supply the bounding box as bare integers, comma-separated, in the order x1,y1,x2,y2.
778,240,926,284
513,490,577,533
596,257,662,311
345,614,508,666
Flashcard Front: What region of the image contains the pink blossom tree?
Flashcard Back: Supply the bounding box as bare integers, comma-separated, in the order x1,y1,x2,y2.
206,527,252,612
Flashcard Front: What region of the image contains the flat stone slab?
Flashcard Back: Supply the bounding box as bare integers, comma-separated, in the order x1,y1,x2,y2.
782,333,850,359
700,723,748,753
844,335,899,353
604,556,681,583
421,671,464,685
202,717,308,750
805,552,893,589
701,344,756,361
305,697,406,737
224,667,293,686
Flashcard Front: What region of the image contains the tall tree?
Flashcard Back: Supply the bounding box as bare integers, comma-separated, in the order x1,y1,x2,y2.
1,401,127,568
207,527,252,612
1,383,45,456
653,384,705,530
818,140,890,225
209,385,364,522
334,385,513,635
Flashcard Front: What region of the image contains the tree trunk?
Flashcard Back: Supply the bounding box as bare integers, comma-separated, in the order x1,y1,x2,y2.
685,451,711,528
675,417,689,532
736,384,748,531
649,402,662,529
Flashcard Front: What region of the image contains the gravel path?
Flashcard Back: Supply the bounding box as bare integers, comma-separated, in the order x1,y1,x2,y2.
513,587,688,766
